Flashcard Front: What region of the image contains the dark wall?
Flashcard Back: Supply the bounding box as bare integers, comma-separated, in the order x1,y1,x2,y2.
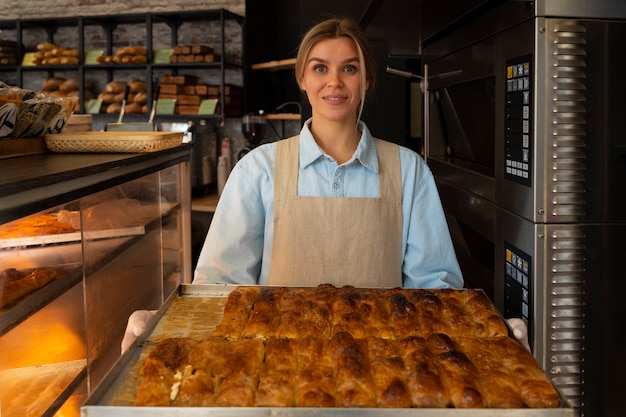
244,0,418,149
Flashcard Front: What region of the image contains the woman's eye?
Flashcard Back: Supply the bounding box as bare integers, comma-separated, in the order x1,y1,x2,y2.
313,65,326,73
344,65,357,73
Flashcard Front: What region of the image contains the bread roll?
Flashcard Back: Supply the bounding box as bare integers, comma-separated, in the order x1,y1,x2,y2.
129,80,147,93
133,90,148,104
124,102,143,114
59,78,80,92
42,77,66,90
97,92,117,104
105,81,126,94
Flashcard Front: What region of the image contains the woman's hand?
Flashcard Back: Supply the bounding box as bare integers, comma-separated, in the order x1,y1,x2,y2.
506,318,531,351
121,309,156,354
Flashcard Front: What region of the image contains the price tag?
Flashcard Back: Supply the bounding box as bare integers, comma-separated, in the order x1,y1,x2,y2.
21,52,36,66
153,49,174,64
86,99,102,114
156,98,177,115
84,50,103,65
198,98,218,115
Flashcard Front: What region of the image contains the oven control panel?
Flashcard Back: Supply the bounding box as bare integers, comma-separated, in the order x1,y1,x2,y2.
504,55,532,186
504,242,532,343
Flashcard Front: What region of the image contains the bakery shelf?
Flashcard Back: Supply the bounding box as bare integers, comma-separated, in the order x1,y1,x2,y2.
0,359,87,417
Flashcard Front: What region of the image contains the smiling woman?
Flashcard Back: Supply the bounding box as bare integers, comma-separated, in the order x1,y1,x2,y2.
295,19,376,131
194,17,464,290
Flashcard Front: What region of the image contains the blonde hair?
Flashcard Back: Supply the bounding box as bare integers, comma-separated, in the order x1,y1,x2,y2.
295,18,376,123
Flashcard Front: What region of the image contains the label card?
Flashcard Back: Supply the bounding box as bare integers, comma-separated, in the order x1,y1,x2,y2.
156,99,177,115
153,49,174,64
21,52,36,66
84,50,103,65
198,98,218,115
86,99,103,114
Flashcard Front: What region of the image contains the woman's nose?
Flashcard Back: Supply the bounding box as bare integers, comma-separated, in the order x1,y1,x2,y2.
326,69,344,86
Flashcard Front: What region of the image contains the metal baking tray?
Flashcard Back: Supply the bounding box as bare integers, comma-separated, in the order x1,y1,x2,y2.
82,284,574,417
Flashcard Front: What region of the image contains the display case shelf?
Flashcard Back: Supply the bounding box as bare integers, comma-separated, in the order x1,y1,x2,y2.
0,145,191,417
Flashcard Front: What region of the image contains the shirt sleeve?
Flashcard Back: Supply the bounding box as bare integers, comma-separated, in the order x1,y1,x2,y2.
400,151,464,289
193,158,267,285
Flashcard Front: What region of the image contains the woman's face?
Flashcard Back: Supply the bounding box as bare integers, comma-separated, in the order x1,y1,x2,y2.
300,36,366,125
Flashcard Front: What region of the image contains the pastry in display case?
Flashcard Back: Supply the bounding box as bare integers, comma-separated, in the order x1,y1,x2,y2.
0,146,191,417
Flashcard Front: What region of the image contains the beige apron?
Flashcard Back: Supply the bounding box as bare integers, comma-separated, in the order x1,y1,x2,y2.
267,135,403,288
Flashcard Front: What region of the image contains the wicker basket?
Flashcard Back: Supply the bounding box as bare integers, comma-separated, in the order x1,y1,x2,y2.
45,131,183,153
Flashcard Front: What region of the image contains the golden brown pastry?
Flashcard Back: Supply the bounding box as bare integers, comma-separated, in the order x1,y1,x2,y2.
463,290,509,337
212,286,260,340
214,338,264,406
0,268,60,308
254,337,296,406
134,337,197,406
331,286,370,338
133,285,562,409
295,336,336,407
366,337,412,408
0,213,76,238
427,333,485,408
330,331,377,407
385,290,420,338
399,336,450,407
240,287,287,340
485,336,561,408
457,337,523,408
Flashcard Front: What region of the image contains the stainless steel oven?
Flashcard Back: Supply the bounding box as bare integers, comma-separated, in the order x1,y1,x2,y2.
422,1,626,416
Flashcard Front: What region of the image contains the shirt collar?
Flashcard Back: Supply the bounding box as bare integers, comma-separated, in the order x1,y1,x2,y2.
298,118,379,174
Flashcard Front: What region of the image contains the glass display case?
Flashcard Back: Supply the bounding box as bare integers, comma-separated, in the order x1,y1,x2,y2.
0,145,191,417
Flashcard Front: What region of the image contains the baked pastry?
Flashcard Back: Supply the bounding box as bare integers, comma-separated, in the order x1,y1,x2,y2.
0,213,76,238
255,337,296,406
134,285,561,409
212,286,260,340
0,268,61,308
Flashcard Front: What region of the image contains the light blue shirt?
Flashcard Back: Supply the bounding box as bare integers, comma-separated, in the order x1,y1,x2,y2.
194,120,463,289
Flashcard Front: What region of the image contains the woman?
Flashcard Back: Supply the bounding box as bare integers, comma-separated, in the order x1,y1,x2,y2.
194,18,463,289
123,18,529,352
